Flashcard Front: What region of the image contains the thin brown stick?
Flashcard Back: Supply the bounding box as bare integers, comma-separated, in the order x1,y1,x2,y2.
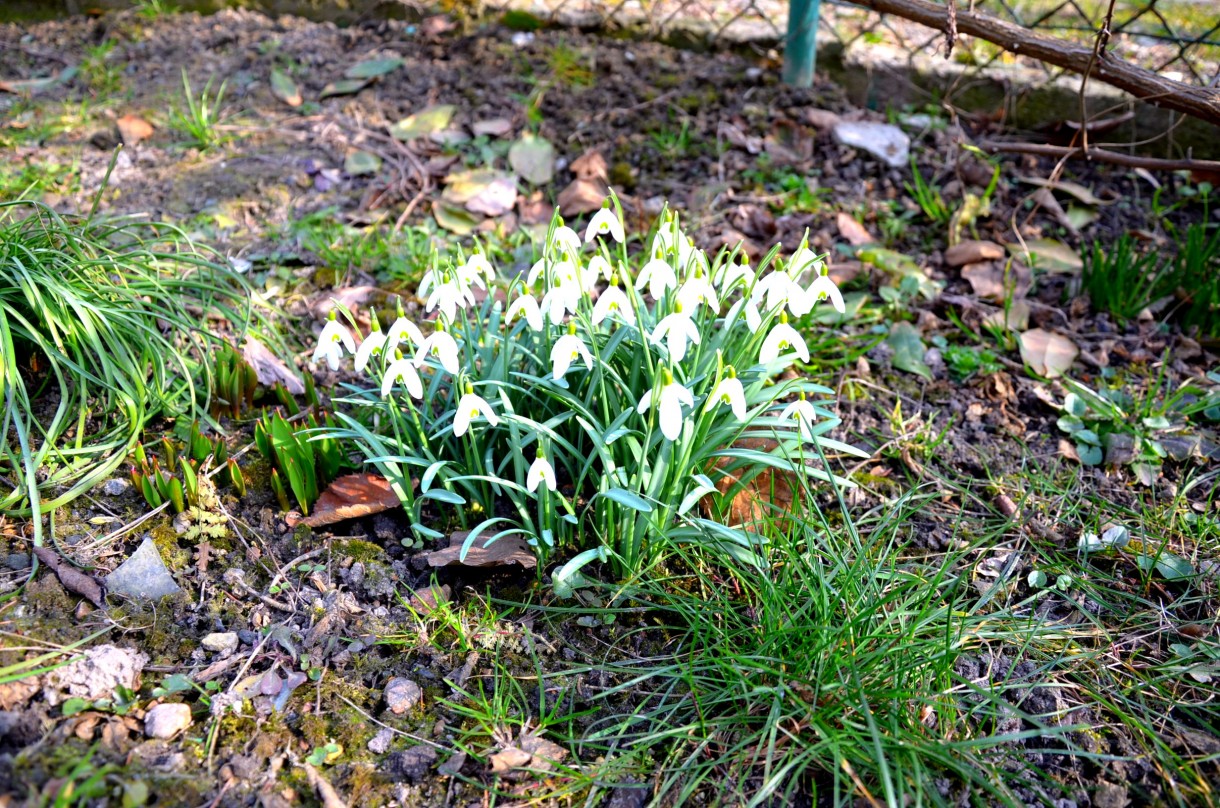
847,0,1220,126
977,140,1220,172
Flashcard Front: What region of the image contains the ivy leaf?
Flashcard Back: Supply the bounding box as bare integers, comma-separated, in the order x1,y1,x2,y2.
269,68,302,108
886,322,931,379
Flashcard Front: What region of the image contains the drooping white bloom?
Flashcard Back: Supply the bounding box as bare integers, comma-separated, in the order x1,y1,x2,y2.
592,285,635,326
540,283,581,323
380,353,424,399
652,216,685,257
386,317,424,350
705,375,747,421
780,396,819,441
676,271,720,314
586,255,613,286
506,293,545,332
453,391,500,437
526,257,548,287
807,273,845,314
752,270,808,316
549,225,582,258
650,310,700,363
425,273,475,323
760,322,810,364
637,374,694,442
725,296,763,333
550,333,594,379
353,328,388,374
527,452,557,493
414,329,461,375
636,254,678,300
585,207,624,243
787,245,823,282
458,251,495,288
715,260,755,295
311,313,355,371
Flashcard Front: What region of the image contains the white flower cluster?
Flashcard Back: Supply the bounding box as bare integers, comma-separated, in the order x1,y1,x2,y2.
312,201,844,468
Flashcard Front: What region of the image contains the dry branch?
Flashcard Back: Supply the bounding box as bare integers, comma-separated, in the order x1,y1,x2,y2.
978,140,1220,172
845,0,1220,127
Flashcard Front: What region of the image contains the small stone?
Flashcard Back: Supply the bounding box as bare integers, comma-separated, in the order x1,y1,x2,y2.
200,632,239,655
385,745,437,783
384,677,423,715
831,121,910,168
944,240,1005,267
144,703,192,739
237,630,258,646
102,478,131,497
368,727,394,754
4,553,30,571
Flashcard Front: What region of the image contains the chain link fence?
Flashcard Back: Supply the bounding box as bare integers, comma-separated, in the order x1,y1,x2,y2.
491,0,1220,88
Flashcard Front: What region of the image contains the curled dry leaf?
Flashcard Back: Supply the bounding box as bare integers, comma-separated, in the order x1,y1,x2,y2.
1019,328,1079,378
944,240,1005,268
425,531,536,569
442,169,518,217
243,335,304,394
961,261,1032,301
557,178,608,216
300,474,405,528
32,547,106,608
836,213,875,247
116,115,154,147
569,150,609,182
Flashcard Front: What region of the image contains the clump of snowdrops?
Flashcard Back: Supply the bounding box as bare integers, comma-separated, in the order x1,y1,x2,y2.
317,196,862,592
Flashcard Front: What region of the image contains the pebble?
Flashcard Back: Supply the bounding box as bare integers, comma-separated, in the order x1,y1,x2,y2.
384,677,423,715
4,553,30,571
385,745,437,783
102,478,131,496
200,632,239,655
237,630,258,646
368,727,395,754
144,703,192,739
831,120,910,168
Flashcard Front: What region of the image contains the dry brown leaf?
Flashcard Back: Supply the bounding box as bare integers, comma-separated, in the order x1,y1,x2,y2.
489,747,532,774
1019,328,1079,378
116,114,153,146
719,122,762,154
518,191,554,226
425,531,536,569
569,151,609,182
300,474,404,528
981,299,1031,331
32,546,105,608
310,286,381,318
961,261,1032,301
728,204,776,240
703,437,795,526
805,109,842,130
836,213,875,247
243,335,304,395
557,178,608,216
472,118,514,138
442,169,518,217
489,727,567,777
944,240,1005,267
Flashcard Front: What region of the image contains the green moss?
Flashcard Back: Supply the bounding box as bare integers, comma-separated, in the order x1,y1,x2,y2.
608,162,635,191
148,520,192,571
333,539,387,563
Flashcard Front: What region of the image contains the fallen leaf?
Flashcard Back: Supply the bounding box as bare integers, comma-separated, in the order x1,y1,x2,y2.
489,747,532,774
430,127,470,147
517,191,554,226
1018,176,1112,206
442,168,518,217
981,299,1030,331
569,150,609,182
887,321,932,379
32,546,105,608
1018,328,1078,378
508,133,556,185
243,335,304,394
805,108,842,129
489,726,567,777
471,118,514,138
309,286,381,318
300,474,404,528
556,178,608,216
425,531,536,569
344,150,381,176
115,115,153,147
836,213,875,247
944,240,1005,267
1007,239,1082,274
961,261,1032,300
0,66,78,95
345,57,403,80
270,68,302,107
390,105,456,141
719,121,762,154
319,77,371,99
433,201,482,235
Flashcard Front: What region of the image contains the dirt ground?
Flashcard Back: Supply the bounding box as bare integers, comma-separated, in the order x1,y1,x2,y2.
1,6,1218,807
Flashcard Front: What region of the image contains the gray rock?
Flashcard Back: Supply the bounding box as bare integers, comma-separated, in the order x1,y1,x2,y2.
102,478,131,497
368,727,394,754
832,121,910,168
384,677,423,715
237,630,258,646
104,537,181,600
44,645,148,706
4,554,29,571
385,745,437,783
144,703,192,739
606,782,650,808
201,632,239,655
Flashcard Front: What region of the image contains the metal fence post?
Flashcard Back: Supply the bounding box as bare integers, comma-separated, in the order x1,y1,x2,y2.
782,0,821,87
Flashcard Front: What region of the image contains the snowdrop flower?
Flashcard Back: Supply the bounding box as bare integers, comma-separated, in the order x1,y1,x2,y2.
550,325,593,380
453,383,500,437
540,282,581,322
725,296,762,333
458,250,495,288
786,244,823,282
637,369,693,442
526,257,549,287
585,205,624,243
592,282,635,327
425,270,475,323
353,312,388,374
806,271,845,314
651,305,700,363
705,366,746,421
549,224,582,258
780,394,819,441
506,292,545,332
386,315,424,351
760,317,810,364
636,249,678,300
527,448,557,493
676,267,720,314
715,259,755,295
752,270,807,316
414,325,461,375
311,311,355,371
652,212,685,256
380,350,423,399
585,254,614,287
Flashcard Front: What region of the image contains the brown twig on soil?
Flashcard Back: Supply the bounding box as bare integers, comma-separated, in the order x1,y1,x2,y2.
31,546,105,608
977,141,1220,173
847,0,1220,126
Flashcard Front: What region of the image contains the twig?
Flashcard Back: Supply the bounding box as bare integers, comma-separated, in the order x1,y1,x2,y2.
977,141,1220,173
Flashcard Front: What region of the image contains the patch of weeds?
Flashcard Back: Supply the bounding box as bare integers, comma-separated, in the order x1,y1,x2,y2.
1081,231,1162,323
647,115,695,160
741,158,832,213
1165,219,1220,336
905,155,950,225
169,70,229,151
135,0,179,19
930,336,1004,381
80,39,124,97
0,157,78,201
289,210,438,286
542,41,594,89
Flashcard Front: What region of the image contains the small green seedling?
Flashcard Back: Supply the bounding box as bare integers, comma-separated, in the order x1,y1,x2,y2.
254,409,343,515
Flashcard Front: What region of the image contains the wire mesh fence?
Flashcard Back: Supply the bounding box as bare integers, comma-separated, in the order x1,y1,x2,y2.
492,0,1220,88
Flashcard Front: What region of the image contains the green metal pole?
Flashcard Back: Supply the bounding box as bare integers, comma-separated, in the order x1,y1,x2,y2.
782,0,821,87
